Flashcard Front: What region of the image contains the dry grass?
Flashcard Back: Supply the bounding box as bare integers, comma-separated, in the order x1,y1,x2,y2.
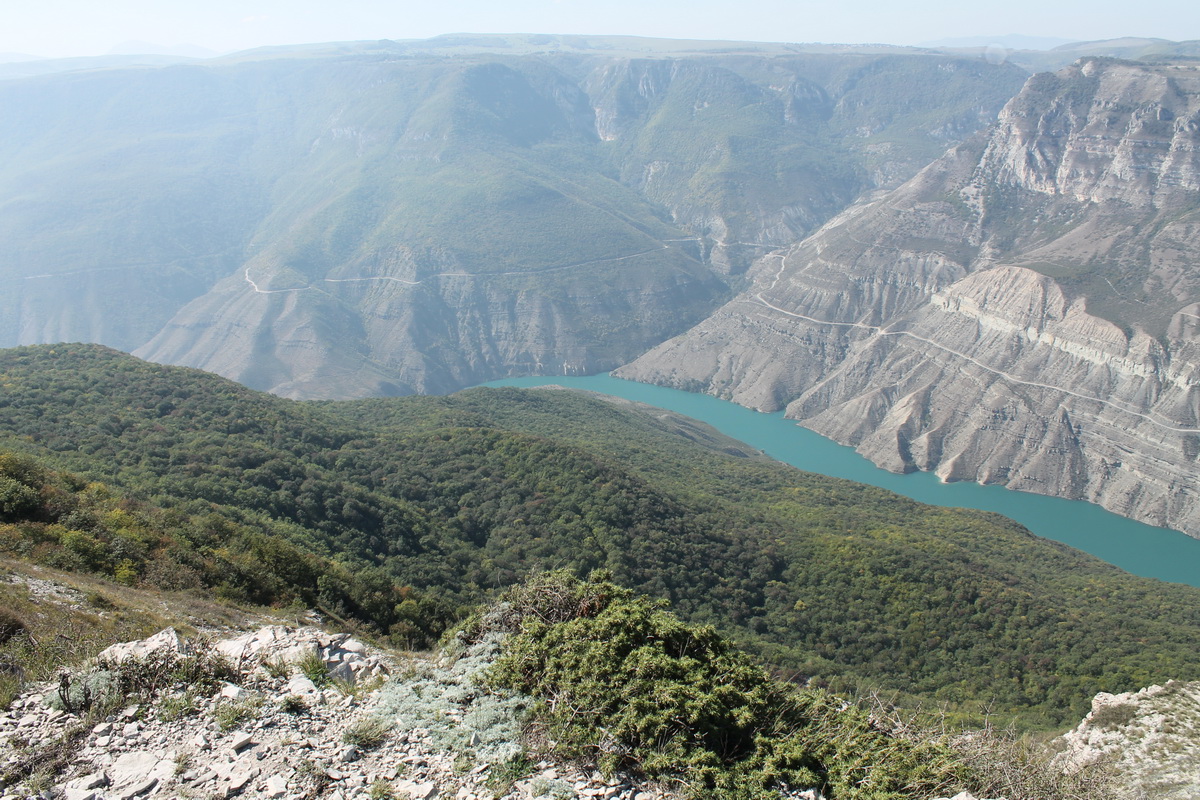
0,557,293,710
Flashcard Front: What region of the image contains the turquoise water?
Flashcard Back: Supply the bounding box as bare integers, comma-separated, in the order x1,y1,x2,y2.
481,373,1200,587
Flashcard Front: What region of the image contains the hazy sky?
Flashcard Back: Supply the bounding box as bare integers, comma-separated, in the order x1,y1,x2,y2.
2,0,1198,59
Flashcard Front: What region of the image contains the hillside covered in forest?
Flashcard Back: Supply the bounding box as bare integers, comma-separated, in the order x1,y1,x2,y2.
4,343,1200,726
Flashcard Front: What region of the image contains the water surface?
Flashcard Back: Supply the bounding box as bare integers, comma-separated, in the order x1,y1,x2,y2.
481,373,1200,587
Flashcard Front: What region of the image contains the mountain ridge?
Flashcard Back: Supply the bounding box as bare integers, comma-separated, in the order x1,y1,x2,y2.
0,45,1025,397
618,57,1200,536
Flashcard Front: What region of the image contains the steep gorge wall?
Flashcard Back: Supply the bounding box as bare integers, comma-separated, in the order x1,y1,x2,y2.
620,59,1200,537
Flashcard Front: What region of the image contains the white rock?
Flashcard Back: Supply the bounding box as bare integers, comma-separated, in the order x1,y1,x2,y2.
264,774,289,798
396,779,440,799
286,676,318,695
219,682,245,700
97,629,187,664
66,773,108,791
113,776,157,800
228,731,254,752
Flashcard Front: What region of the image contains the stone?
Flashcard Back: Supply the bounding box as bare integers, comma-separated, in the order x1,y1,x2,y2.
229,731,254,752
97,629,187,664
110,751,164,787
286,676,318,695
228,767,259,793
329,661,357,685
113,777,157,800
220,683,246,700
264,774,289,798
395,779,440,800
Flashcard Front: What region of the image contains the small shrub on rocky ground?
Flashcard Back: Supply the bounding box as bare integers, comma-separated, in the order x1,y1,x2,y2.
373,626,532,768
279,693,309,714
369,779,397,799
214,696,263,731
342,715,393,750
0,722,88,788
951,718,1119,800
297,650,332,686
157,690,201,721
1089,702,1138,731
465,570,1108,800
49,646,234,715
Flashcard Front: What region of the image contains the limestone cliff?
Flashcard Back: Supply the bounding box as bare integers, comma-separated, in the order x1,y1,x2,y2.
620,58,1200,537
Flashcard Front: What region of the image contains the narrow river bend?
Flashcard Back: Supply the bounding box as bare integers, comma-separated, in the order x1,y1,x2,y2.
480,373,1200,587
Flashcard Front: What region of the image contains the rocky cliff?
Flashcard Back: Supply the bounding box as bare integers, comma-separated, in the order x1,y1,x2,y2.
619,58,1200,537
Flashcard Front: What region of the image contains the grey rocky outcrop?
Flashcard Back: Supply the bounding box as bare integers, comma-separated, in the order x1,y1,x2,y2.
620,58,1200,537
1053,681,1200,800
0,626,682,800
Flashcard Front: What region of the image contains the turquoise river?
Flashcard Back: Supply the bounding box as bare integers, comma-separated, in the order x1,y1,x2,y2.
482,373,1200,587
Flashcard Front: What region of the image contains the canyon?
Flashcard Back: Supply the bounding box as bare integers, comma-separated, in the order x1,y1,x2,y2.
621,58,1200,536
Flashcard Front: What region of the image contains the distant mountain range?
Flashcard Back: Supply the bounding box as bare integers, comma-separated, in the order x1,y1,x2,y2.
0,34,1025,398
4,34,1200,539
919,34,1080,50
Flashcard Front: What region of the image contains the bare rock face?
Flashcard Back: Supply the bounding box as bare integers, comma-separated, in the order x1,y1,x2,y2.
1054,681,1200,800
620,59,1200,537
134,248,723,400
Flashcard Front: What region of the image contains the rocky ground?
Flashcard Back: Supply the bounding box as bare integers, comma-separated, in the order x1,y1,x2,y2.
1053,681,1200,800
0,624,1008,800
0,625,685,800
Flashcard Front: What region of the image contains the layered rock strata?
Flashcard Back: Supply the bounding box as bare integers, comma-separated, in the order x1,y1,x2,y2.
620,59,1200,536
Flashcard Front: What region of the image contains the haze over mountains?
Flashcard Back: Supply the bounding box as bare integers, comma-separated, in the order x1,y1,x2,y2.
4,33,1200,538
0,34,1027,398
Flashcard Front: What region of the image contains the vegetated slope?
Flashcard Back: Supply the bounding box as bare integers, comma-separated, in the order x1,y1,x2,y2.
6,346,1200,725
621,57,1200,538
0,41,1025,398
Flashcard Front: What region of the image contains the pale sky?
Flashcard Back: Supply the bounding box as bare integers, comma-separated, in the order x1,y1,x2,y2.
1,0,1197,59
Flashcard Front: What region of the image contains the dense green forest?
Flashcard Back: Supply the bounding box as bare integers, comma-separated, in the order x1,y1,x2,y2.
4,343,1200,726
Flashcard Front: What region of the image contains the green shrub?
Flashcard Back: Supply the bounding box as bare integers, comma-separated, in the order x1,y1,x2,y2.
157,691,200,721
1089,702,1137,731
214,697,262,732
0,476,39,521
343,716,393,750
477,571,964,799
296,651,331,687
279,694,309,714
48,648,236,715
